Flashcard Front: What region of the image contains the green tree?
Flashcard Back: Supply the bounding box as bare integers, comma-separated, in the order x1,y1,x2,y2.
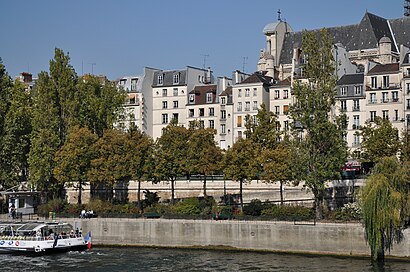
29,71,61,198
76,75,126,137
0,80,32,187
186,127,222,197
289,29,348,219
53,126,98,205
359,117,400,163
223,138,260,209
360,157,410,262
88,129,132,201
127,128,154,210
154,123,190,204
261,143,293,205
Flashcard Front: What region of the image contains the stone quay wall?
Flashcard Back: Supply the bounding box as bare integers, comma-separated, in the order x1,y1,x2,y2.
66,218,410,259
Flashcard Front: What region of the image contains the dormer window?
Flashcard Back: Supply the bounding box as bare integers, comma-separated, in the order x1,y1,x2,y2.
189,94,195,104
206,92,212,103
158,75,163,85
173,73,180,84
340,87,347,96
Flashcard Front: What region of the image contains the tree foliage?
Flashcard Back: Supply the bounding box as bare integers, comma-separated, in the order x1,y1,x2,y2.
360,157,410,261
289,29,348,219
153,123,190,204
186,127,222,196
359,117,400,163
53,126,98,205
223,138,260,209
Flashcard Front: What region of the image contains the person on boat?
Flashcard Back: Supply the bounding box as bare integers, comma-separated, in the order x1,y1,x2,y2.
9,204,16,219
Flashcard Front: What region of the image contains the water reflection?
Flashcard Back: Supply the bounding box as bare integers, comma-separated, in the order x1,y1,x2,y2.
0,247,409,271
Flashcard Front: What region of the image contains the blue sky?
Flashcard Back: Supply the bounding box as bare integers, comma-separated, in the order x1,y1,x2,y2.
0,0,405,80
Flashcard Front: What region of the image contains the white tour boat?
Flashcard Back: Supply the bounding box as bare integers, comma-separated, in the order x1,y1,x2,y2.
0,221,91,254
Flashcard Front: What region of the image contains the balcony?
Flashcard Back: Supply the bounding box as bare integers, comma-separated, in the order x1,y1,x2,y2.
368,100,377,104
381,98,389,103
352,106,360,111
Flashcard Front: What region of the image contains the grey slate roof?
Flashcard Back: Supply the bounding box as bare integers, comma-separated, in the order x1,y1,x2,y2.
337,74,364,86
152,70,187,87
389,17,410,49
279,12,398,64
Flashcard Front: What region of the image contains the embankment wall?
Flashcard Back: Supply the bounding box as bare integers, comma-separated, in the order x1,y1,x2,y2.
66,218,410,259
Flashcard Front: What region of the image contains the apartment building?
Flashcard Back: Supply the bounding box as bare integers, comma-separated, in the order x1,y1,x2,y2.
116,75,143,131
269,78,292,134
151,66,213,140
186,84,218,129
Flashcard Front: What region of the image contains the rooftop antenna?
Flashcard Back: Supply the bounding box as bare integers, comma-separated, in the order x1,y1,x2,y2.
88,62,96,75
277,9,282,22
242,56,248,73
201,54,209,83
405,0,410,17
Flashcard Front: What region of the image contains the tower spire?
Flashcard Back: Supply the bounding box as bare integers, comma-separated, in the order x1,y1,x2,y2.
277,9,282,22
405,0,410,17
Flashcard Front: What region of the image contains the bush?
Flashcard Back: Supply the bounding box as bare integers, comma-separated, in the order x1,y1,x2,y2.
37,198,67,216
243,199,273,216
333,202,361,221
169,197,216,216
261,204,314,220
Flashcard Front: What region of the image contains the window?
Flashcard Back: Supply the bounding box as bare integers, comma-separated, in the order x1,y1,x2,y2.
173,101,178,108
209,120,214,129
407,83,410,93
371,76,377,88
221,97,226,104
238,89,242,97
253,101,258,110
353,115,360,129
189,94,195,104
221,110,226,119
370,111,376,121
245,88,250,97
275,106,280,115
221,124,226,134
253,115,257,125
341,100,347,111
199,108,204,117
189,109,194,117
199,120,204,129
245,102,250,111
237,116,242,127
383,75,389,88
355,85,362,95
284,121,289,131
158,75,163,85
173,73,180,84
173,113,179,123
173,88,178,96
162,114,168,124
206,93,213,103
18,198,25,208
162,101,168,109
354,134,360,146
283,90,289,99
131,78,138,91
382,110,389,120
253,88,257,96
353,100,360,111
340,87,347,96
283,105,289,115
274,90,280,99
392,91,398,102
209,108,214,116
162,89,167,97
238,131,242,139
407,99,410,109
382,92,388,103
369,93,376,103
394,110,399,121
275,121,281,131
237,102,242,112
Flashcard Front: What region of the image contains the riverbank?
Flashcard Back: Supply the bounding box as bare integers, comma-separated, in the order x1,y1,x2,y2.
65,217,410,260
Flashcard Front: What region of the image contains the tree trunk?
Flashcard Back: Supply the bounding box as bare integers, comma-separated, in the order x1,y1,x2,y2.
239,179,243,210
78,181,82,206
371,232,385,263
171,178,175,205
203,175,207,197
314,196,323,220
137,180,141,212
280,181,284,206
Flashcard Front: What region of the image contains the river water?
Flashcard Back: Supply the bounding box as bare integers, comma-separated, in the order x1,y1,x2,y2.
2,247,410,271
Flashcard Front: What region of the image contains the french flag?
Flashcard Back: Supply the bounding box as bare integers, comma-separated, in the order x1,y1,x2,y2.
85,231,92,249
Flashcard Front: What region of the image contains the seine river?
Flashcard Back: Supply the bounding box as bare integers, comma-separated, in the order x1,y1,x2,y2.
2,247,410,271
